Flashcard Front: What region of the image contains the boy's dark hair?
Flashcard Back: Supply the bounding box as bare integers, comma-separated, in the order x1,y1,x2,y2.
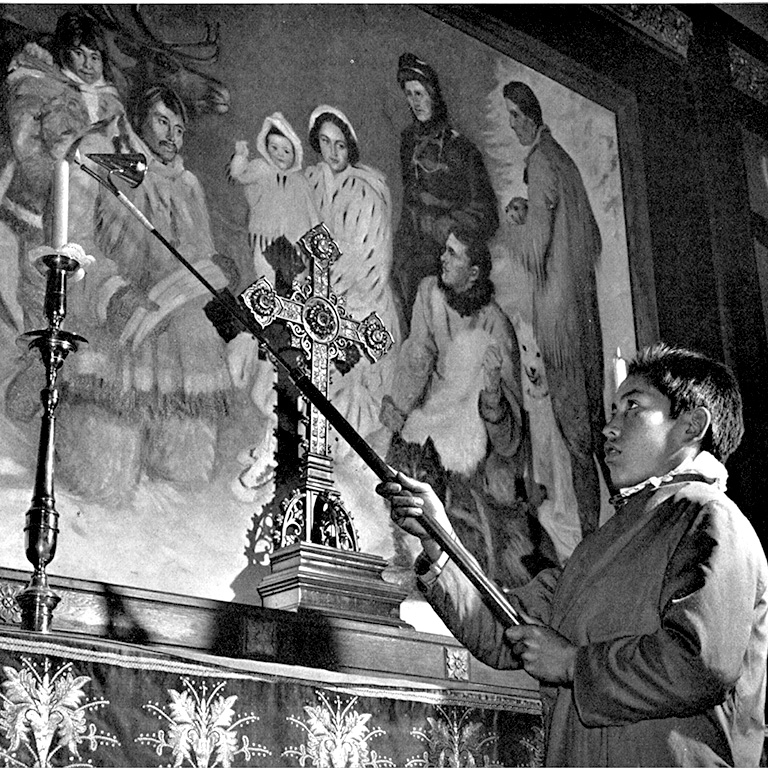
308,111,360,166
628,343,744,463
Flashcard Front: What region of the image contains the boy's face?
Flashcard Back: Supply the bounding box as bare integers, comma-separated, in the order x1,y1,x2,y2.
603,375,693,489
266,134,295,171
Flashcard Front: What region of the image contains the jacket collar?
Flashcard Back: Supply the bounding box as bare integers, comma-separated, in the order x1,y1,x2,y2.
609,451,728,509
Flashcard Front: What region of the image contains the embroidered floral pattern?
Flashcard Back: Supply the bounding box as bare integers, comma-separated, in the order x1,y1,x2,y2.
407,705,500,767
283,690,394,767
137,676,270,767
0,656,118,767
519,724,545,767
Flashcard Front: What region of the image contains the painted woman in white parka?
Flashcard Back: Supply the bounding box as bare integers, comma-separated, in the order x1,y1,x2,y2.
304,106,404,454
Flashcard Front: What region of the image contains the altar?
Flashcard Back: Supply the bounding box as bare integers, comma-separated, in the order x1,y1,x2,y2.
0,567,542,767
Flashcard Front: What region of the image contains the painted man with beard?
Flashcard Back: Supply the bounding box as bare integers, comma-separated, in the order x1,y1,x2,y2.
380,226,527,507
56,86,239,501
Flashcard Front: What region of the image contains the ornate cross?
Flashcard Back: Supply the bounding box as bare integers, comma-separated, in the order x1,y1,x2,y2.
240,223,393,551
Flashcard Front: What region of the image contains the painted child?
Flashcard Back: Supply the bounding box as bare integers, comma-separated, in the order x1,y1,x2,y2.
229,112,318,286
378,343,768,767
227,113,318,498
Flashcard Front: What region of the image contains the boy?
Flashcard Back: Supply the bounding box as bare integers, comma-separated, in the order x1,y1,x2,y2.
378,343,768,766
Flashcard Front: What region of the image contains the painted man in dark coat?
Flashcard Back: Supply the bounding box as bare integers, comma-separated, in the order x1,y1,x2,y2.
393,53,498,328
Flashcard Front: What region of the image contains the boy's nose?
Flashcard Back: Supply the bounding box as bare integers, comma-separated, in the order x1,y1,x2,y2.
602,416,619,437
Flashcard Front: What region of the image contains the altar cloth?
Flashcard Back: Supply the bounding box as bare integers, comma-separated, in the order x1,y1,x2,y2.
0,627,542,767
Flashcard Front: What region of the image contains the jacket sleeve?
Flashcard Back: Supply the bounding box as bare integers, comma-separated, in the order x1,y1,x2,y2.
573,497,766,725
420,557,561,669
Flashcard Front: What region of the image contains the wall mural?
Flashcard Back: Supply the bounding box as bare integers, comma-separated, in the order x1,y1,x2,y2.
0,5,636,630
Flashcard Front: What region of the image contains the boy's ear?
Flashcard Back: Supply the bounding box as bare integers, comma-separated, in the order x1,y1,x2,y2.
683,406,712,446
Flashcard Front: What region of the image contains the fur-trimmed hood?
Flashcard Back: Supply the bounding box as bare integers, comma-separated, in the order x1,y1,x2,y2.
308,104,359,147
256,111,303,172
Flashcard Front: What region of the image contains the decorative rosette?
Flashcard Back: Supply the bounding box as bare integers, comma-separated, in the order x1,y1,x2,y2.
302,297,339,343
241,277,279,327
357,312,394,362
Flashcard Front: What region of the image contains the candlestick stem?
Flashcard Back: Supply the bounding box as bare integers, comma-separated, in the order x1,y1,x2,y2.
15,247,87,632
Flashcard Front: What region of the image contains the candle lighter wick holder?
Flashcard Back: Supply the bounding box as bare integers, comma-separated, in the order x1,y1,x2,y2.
15,243,92,632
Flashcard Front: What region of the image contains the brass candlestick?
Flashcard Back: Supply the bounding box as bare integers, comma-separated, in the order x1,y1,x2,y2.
15,243,92,632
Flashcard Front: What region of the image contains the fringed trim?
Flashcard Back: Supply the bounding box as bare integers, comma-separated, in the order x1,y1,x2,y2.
536,323,580,374
61,376,234,421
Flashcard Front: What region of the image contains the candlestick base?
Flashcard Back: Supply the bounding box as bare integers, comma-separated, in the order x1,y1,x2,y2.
16,573,61,633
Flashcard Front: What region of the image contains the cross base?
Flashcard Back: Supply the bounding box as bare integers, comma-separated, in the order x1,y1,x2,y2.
272,450,359,550
257,541,408,627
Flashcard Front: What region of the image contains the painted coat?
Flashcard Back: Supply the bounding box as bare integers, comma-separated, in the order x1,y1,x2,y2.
388,276,524,486
421,456,768,767
517,125,605,536
305,160,403,444
393,122,499,325
3,49,133,330
229,112,318,285
228,113,319,497
70,145,233,416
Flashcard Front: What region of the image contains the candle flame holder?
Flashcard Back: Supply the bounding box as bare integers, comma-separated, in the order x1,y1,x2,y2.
15,243,92,632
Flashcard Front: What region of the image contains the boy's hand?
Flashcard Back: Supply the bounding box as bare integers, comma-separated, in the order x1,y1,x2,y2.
505,623,577,685
375,472,455,559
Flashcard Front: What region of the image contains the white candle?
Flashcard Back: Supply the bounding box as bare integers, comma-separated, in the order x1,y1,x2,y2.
52,158,69,249
613,346,628,390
